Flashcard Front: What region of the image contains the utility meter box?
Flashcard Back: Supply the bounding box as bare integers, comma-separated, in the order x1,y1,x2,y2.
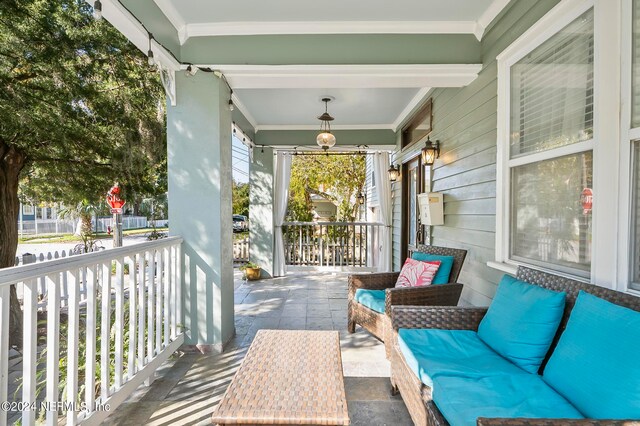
418,192,444,226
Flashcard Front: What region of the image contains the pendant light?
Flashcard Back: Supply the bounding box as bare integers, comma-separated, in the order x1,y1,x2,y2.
316,97,336,150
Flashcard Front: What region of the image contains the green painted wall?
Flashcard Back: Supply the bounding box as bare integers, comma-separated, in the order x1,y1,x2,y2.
255,129,396,147
391,0,561,306
167,73,235,351
249,147,275,277
180,34,481,65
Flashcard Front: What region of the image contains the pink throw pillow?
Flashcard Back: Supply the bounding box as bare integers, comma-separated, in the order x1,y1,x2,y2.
395,258,441,288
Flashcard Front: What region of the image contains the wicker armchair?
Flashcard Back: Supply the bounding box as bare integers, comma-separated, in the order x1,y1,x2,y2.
389,266,640,426
347,244,467,357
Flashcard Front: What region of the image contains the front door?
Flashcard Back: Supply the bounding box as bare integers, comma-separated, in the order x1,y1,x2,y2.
402,156,423,263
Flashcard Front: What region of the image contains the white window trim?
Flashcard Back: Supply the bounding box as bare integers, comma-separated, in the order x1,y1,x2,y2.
619,0,639,293
494,0,621,288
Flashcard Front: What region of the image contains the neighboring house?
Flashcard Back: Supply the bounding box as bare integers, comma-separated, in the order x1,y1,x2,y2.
310,194,337,221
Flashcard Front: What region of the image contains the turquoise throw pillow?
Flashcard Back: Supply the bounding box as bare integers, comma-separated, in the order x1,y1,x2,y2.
543,291,640,419
411,253,454,284
477,275,566,373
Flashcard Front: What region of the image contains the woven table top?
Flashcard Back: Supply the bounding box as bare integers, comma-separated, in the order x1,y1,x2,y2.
212,330,350,425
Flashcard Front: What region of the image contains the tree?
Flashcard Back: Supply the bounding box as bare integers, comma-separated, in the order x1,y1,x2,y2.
232,180,250,217
286,154,366,222
0,0,167,347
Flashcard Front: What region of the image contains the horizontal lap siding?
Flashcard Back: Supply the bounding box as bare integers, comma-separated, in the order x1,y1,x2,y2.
391,0,560,306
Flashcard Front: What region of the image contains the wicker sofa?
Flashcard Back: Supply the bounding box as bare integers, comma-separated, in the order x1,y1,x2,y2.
389,266,640,425
347,244,467,357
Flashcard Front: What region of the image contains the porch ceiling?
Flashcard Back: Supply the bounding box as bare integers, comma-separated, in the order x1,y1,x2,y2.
100,0,499,132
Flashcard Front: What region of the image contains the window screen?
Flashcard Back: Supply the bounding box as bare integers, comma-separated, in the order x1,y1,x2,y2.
510,9,594,158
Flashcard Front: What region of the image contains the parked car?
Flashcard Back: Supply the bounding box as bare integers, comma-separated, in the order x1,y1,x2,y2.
233,215,248,232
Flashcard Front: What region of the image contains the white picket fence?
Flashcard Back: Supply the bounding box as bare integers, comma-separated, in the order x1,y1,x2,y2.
18,216,165,236
233,238,249,262
0,237,184,425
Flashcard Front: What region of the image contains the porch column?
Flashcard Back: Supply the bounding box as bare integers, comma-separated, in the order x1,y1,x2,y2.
167,72,234,352
249,147,274,277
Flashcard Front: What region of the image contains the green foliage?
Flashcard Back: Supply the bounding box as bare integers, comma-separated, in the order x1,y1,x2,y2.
0,0,167,206
239,261,260,271
286,154,366,222
232,180,250,217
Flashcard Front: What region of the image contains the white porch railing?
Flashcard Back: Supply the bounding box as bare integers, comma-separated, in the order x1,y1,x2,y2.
0,237,184,425
282,222,382,268
233,238,249,262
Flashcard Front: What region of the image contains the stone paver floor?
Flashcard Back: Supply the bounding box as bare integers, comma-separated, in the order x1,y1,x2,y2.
104,271,412,425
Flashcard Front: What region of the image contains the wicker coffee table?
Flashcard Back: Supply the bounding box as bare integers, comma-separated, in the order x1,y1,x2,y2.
212,329,350,425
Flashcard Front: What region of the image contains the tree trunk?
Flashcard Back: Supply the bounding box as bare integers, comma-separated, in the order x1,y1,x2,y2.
0,139,26,349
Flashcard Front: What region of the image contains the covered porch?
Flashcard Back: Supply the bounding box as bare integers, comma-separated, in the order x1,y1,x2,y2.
101,271,410,425
2,0,640,424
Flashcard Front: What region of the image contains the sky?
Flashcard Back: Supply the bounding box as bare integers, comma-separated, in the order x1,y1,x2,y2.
232,135,250,184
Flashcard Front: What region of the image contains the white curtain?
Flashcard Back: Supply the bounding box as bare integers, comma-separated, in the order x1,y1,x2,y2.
373,152,393,272
274,152,292,277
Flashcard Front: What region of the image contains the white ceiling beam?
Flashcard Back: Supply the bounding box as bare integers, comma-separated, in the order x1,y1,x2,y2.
213,64,482,89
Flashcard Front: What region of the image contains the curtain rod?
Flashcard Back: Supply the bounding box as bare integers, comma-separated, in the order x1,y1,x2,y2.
274,151,379,156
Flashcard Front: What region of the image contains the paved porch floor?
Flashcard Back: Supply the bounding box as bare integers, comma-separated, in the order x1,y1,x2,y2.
104,272,412,425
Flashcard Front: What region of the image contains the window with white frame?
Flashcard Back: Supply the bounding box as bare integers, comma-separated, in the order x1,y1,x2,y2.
499,7,595,278
629,0,640,290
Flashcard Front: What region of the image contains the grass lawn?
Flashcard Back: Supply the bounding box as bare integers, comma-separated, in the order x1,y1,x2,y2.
234,231,249,241
19,227,169,244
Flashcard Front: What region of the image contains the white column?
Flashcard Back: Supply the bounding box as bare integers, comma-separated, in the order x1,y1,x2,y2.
167,72,234,352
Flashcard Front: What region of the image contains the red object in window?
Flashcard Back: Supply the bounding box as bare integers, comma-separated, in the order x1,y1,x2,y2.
581,188,593,215
106,184,126,214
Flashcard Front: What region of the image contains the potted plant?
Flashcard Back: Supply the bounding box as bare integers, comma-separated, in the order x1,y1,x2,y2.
240,262,261,281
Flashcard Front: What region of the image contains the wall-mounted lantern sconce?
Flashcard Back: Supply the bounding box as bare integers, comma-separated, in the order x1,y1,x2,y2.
421,137,440,166
357,192,366,205
388,164,401,182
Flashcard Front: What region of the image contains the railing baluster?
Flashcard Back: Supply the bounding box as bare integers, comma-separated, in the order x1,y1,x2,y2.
22,278,38,426
176,243,183,337
156,249,163,354
67,270,79,425
100,262,111,401
85,265,97,415
147,250,155,361
114,258,125,389
319,225,324,266
0,285,10,426
45,274,60,426
137,253,146,370
127,256,137,377
163,247,170,347
170,246,177,340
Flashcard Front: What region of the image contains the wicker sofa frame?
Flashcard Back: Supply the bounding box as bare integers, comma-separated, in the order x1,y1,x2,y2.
389,266,640,426
347,245,467,357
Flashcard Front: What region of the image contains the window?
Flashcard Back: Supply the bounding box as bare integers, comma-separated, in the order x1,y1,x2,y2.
402,99,432,149
22,205,34,215
498,6,595,278
630,0,640,290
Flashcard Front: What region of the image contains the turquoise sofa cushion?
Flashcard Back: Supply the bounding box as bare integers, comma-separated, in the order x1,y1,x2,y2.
411,253,455,284
397,329,525,388
477,275,566,373
354,289,386,314
543,291,640,419
432,374,584,426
